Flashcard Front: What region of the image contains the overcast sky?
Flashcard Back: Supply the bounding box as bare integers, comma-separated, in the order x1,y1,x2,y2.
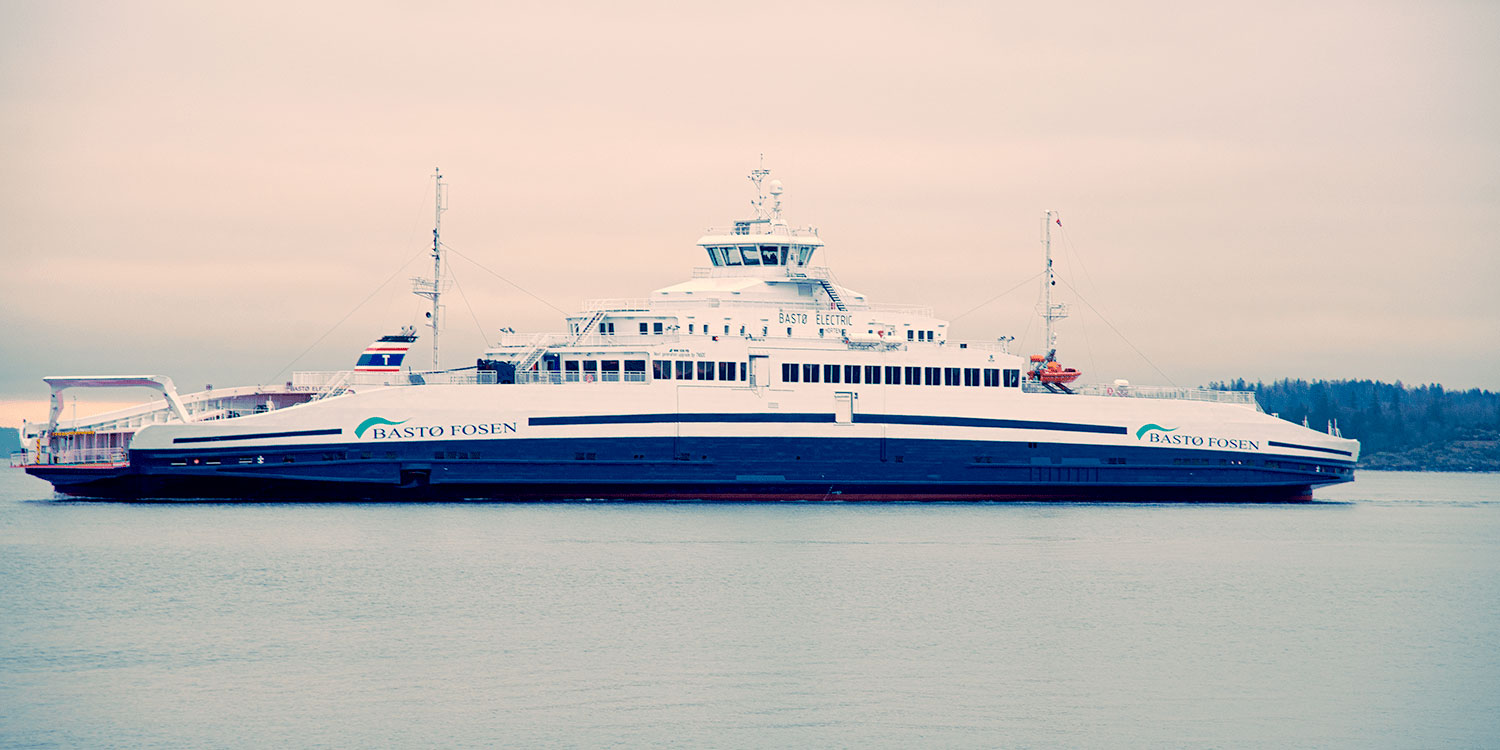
2,1,1496,425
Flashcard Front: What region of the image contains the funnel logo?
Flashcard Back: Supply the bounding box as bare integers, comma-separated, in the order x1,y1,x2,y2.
1135,424,1176,440
355,416,408,438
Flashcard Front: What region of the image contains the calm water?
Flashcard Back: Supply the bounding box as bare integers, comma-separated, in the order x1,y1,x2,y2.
1,470,1497,749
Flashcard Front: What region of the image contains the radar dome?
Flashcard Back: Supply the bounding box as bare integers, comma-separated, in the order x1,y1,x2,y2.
769,179,784,196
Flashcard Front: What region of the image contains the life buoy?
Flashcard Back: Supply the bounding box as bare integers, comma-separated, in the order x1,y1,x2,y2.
584,373,595,383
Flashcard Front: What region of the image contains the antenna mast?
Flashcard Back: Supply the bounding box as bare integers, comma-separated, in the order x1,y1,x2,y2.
412,168,448,369
1039,209,1068,354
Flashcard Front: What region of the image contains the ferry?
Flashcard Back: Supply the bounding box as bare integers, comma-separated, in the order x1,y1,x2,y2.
18,168,1359,501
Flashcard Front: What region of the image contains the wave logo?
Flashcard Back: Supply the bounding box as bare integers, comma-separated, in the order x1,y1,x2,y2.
355,416,408,438
1135,423,1177,440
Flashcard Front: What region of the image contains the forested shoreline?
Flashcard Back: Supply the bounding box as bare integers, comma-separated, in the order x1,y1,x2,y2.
1210,379,1500,471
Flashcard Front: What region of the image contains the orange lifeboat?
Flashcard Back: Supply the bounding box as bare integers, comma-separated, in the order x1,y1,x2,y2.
1027,350,1083,392
1036,360,1082,385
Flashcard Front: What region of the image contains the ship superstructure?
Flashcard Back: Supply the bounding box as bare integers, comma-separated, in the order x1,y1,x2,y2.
19,168,1359,501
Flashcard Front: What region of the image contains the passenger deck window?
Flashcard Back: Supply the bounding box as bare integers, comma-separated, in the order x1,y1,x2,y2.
782,363,800,382
865,365,881,384
1004,368,1021,388
675,361,692,380
983,368,999,387
697,362,714,380
964,368,980,387
653,360,670,380
823,364,840,384
886,366,902,385
905,366,921,385
845,365,861,384
803,364,820,383
925,367,941,386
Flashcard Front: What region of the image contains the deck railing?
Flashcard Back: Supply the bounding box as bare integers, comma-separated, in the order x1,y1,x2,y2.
22,447,129,467
514,371,650,385
1060,382,1259,407
290,369,498,391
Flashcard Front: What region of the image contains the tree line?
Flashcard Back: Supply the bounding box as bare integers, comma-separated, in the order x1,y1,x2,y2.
1209,379,1500,471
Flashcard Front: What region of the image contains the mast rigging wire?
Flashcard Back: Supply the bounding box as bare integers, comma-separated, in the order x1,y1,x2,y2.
264,248,429,383
949,270,1045,323
444,256,492,348
1055,276,1177,387
445,244,568,315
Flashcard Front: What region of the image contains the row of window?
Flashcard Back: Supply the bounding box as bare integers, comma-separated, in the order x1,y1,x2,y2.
781,363,1022,388
651,360,749,382
704,244,816,267
614,320,943,342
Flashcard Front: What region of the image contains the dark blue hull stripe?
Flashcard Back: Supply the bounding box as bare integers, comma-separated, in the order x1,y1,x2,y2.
1266,440,1353,457
529,412,1124,435
853,414,1126,435
531,413,835,426
173,428,344,444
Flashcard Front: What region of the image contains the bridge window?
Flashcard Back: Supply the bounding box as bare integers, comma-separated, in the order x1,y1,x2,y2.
723,248,742,266
964,368,980,387
740,247,761,265
760,246,780,265
865,365,881,384
782,363,800,382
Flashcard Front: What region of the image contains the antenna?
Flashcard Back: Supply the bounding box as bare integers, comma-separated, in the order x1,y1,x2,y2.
412,168,449,369
1038,210,1068,355
748,154,771,220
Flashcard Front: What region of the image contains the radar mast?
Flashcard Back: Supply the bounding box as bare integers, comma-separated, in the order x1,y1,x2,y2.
412,168,448,369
